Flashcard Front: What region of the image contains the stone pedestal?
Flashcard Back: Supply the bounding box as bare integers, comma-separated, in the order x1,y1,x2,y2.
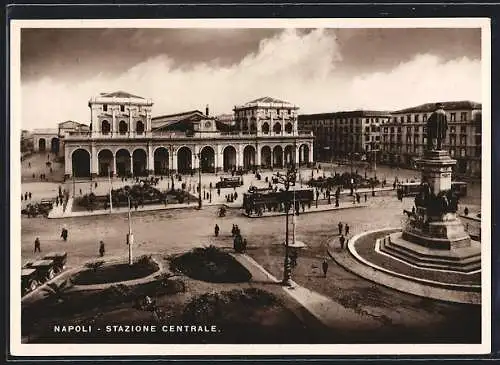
416,150,454,195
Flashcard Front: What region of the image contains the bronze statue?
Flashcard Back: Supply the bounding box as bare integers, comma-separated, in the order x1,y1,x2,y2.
426,103,448,150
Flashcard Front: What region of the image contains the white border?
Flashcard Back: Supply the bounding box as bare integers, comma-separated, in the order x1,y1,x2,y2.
10,18,492,356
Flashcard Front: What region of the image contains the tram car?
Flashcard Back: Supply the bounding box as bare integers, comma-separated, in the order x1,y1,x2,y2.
397,181,468,198
42,252,68,273
243,188,314,212
21,268,39,295
215,176,244,189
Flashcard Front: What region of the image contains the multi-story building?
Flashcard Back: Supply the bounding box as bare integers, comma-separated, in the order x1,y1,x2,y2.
298,100,481,177
62,93,314,179
380,101,481,176
298,111,391,162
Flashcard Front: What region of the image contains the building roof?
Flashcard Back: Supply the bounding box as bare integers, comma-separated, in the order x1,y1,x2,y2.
152,110,211,131
99,91,145,99
298,110,392,120
236,96,297,109
32,128,58,135
58,120,88,128
393,101,481,114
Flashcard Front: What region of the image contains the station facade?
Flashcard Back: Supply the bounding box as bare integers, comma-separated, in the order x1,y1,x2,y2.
63,92,314,179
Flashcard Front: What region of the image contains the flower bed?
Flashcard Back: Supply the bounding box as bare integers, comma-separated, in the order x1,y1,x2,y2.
170,246,251,283
72,256,160,286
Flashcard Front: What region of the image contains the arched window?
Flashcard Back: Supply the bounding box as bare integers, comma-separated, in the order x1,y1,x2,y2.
285,122,293,133
136,120,145,134
273,123,282,134
119,120,128,135
101,120,111,135
261,122,270,134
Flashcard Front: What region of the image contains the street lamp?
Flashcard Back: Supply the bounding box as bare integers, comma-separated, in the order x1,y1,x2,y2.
197,152,202,209
126,193,134,265
273,164,297,286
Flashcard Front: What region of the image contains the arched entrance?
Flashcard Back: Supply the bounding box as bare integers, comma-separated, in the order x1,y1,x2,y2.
273,146,283,168
223,146,237,171
261,146,271,168
71,149,91,178
116,149,131,177
132,149,147,176
119,120,128,135
98,149,113,176
177,146,192,174
299,144,310,165
51,137,59,153
243,145,256,170
200,146,215,173
284,145,295,167
154,147,169,175
38,138,46,152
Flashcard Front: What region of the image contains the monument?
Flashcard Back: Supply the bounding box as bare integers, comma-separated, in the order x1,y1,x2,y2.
380,103,481,272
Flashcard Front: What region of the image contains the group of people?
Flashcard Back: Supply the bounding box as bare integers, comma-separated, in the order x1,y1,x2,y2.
212,223,247,253
337,221,350,249
225,192,237,203
21,192,32,201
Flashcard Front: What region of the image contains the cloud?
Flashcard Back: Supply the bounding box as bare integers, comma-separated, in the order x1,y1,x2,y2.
20,28,481,130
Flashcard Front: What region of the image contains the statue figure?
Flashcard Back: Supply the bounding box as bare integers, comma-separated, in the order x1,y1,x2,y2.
426,103,448,150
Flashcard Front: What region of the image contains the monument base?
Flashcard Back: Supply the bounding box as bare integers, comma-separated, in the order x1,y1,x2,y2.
402,217,471,250
379,232,481,273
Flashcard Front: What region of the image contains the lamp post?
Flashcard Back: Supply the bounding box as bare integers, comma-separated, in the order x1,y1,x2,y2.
197,152,202,209
126,194,134,265
274,164,297,286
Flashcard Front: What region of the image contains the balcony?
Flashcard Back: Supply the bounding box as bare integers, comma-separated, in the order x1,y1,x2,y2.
64,129,314,141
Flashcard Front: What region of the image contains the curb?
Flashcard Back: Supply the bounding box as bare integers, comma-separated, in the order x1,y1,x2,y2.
328,228,481,305
243,204,368,218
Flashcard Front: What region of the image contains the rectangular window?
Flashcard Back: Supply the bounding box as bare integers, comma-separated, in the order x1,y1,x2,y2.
120,105,125,112
461,126,466,133
415,115,420,122
450,113,456,122
400,117,404,123
460,112,468,121
423,114,428,121
103,104,108,112
407,115,411,123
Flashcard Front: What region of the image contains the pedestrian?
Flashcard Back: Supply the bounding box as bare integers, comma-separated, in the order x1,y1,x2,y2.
135,202,138,211
99,240,105,257
345,224,350,236
21,194,23,201
32,173,35,179
95,182,98,189
338,222,343,235
356,194,360,204
214,224,220,237
47,154,50,160
364,193,367,202
34,237,41,253
322,259,329,278
339,234,345,249
28,162,31,168
29,192,32,200
61,227,68,241
234,191,238,200
24,192,28,201
464,207,469,215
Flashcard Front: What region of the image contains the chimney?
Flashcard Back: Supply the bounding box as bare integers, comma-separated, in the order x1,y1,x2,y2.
205,104,209,117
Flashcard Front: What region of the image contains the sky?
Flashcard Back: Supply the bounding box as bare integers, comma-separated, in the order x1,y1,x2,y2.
20,27,482,129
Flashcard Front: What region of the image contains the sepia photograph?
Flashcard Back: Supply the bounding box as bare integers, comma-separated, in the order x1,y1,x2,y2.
10,18,491,356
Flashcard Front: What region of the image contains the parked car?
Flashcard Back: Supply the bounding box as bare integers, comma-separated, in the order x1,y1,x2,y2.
21,268,39,295
42,252,68,273
30,259,56,282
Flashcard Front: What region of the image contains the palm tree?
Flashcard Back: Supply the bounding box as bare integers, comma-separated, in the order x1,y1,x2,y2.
41,280,73,304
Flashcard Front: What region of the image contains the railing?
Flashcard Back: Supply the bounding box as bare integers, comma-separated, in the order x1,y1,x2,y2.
65,130,314,140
